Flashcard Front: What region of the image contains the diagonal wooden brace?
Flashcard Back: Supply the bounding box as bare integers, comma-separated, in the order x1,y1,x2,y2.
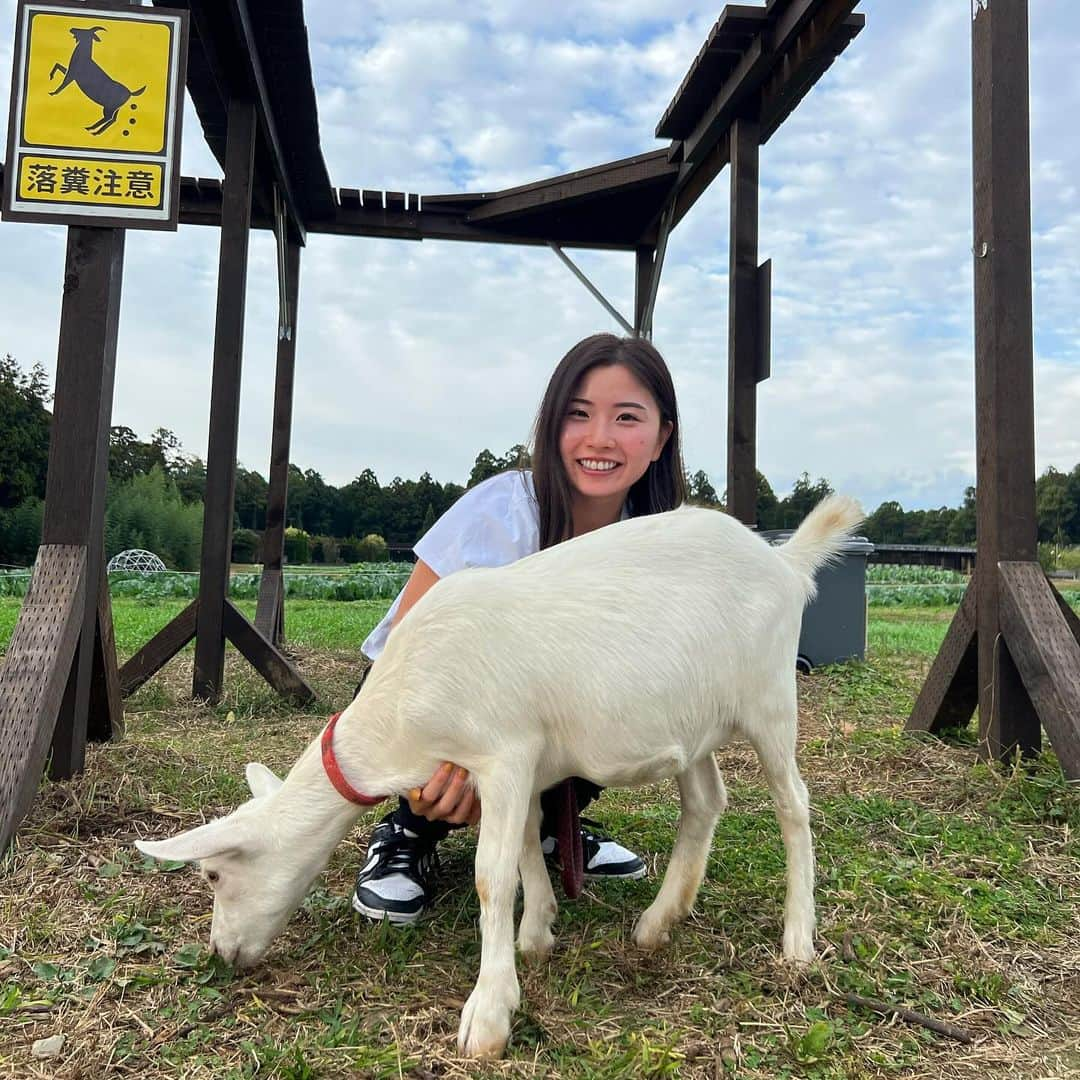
998,563,1080,781
87,563,123,743
906,577,979,734
0,546,86,853
223,600,314,705
118,599,199,698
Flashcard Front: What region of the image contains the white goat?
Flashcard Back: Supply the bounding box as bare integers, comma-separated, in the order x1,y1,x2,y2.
137,495,862,1058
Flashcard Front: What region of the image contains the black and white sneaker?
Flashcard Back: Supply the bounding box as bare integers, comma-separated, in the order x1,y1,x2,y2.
351,814,440,924
541,818,647,880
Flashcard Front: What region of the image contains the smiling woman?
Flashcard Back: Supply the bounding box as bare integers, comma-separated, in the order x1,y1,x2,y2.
349,332,688,925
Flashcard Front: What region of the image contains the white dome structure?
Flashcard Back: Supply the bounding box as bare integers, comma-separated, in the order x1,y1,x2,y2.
106,549,168,574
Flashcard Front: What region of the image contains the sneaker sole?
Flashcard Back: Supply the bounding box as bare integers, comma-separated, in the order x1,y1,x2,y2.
351,893,425,925
584,865,648,881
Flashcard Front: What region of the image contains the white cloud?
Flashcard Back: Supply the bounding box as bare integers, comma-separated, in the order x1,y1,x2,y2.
1,0,1078,512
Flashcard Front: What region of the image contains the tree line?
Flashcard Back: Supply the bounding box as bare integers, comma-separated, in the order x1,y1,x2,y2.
4,352,1080,570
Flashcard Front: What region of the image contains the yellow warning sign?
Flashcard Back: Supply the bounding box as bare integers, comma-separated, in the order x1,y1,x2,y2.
3,0,188,229
17,155,163,209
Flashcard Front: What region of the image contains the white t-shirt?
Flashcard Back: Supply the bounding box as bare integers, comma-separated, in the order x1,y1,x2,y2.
361,470,541,660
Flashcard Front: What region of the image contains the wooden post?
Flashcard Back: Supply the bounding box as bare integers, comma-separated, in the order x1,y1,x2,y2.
727,116,760,527
194,99,257,701
42,227,125,776
255,240,301,645
971,0,1040,761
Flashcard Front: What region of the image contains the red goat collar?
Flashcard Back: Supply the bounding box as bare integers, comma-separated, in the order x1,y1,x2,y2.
320,712,387,807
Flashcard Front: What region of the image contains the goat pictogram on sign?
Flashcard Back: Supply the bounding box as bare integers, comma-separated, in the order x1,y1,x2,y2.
3,0,188,230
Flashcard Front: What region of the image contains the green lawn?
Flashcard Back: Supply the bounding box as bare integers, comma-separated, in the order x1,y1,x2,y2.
1,595,1078,1078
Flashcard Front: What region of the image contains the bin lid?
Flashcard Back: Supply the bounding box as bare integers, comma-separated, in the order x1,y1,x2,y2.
758,530,875,555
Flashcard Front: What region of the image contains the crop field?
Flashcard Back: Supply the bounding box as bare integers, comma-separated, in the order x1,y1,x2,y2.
0,589,1078,1079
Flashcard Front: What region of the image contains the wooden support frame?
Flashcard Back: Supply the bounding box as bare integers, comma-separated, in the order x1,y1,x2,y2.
124,101,313,706
118,599,199,698
907,0,1080,780
726,116,761,527
42,226,125,778
256,240,302,646
193,97,258,700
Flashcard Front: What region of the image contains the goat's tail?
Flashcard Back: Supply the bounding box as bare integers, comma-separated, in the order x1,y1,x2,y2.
774,494,864,601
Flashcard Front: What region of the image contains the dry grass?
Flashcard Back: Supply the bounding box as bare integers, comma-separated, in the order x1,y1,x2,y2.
1,643,1078,1079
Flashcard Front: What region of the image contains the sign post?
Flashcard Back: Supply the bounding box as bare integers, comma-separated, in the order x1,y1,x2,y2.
0,1,188,853
3,0,187,229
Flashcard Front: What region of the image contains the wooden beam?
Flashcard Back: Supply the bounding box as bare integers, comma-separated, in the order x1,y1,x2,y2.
223,601,315,704
465,151,676,225
187,0,306,243
906,578,979,734
998,563,1080,780
1052,587,1080,644
39,226,125,778
87,563,122,743
255,570,283,643
726,117,760,527
971,0,1040,762
118,600,199,698
194,99,257,702
682,37,772,165
255,240,301,645
764,3,864,141
0,546,85,853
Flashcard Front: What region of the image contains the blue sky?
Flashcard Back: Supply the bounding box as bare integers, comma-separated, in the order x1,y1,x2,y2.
2,1,1078,512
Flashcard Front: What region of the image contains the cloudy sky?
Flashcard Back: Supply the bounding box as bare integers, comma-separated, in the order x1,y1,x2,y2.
2,0,1078,512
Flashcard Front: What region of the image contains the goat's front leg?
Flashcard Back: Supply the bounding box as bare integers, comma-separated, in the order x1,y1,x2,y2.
517,795,557,962
633,754,727,951
458,776,529,1059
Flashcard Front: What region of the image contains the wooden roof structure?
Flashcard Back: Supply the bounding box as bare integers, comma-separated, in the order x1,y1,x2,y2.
175,0,864,249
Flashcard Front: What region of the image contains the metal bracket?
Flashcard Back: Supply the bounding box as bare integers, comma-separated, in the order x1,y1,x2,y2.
638,198,676,339
549,243,634,336
273,185,292,341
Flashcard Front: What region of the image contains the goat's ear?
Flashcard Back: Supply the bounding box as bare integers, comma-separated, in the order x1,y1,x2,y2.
245,762,284,799
135,815,255,864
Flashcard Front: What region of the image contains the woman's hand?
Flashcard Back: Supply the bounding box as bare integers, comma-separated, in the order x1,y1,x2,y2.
407,762,481,825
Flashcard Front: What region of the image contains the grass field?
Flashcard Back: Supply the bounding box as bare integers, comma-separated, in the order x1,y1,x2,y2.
1,597,1078,1078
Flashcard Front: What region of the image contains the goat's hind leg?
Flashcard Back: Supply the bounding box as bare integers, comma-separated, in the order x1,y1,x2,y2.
458,776,529,1059
633,754,727,951
87,108,119,134
517,794,557,962
748,712,816,963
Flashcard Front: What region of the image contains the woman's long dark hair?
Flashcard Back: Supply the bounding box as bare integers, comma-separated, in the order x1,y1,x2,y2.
529,334,686,549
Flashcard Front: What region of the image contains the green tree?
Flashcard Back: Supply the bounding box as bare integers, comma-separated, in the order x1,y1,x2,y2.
336,468,383,538
234,465,268,531
0,497,45,565
865,500,906,543
468,449,502,488
946,486,977,544
104,467,203,570
755,471,779,528
688,469,720,507
0,354,51,509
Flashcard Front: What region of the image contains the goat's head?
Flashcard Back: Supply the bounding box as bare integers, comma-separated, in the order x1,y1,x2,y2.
70,26,106,43
135,763,321,968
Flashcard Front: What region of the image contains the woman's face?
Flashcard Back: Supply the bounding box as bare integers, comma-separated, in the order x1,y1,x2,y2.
559,363,673,504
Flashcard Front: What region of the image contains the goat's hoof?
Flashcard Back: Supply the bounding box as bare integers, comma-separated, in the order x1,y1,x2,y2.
782,929,816,964
458,988,514,1059
518,926,554,964
632,915,672,952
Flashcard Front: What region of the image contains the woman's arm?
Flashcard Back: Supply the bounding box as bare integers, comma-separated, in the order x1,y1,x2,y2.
389,558,441,631
390,559,480,826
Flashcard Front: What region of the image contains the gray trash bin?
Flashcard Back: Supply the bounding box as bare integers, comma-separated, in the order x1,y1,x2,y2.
759,531,875,672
